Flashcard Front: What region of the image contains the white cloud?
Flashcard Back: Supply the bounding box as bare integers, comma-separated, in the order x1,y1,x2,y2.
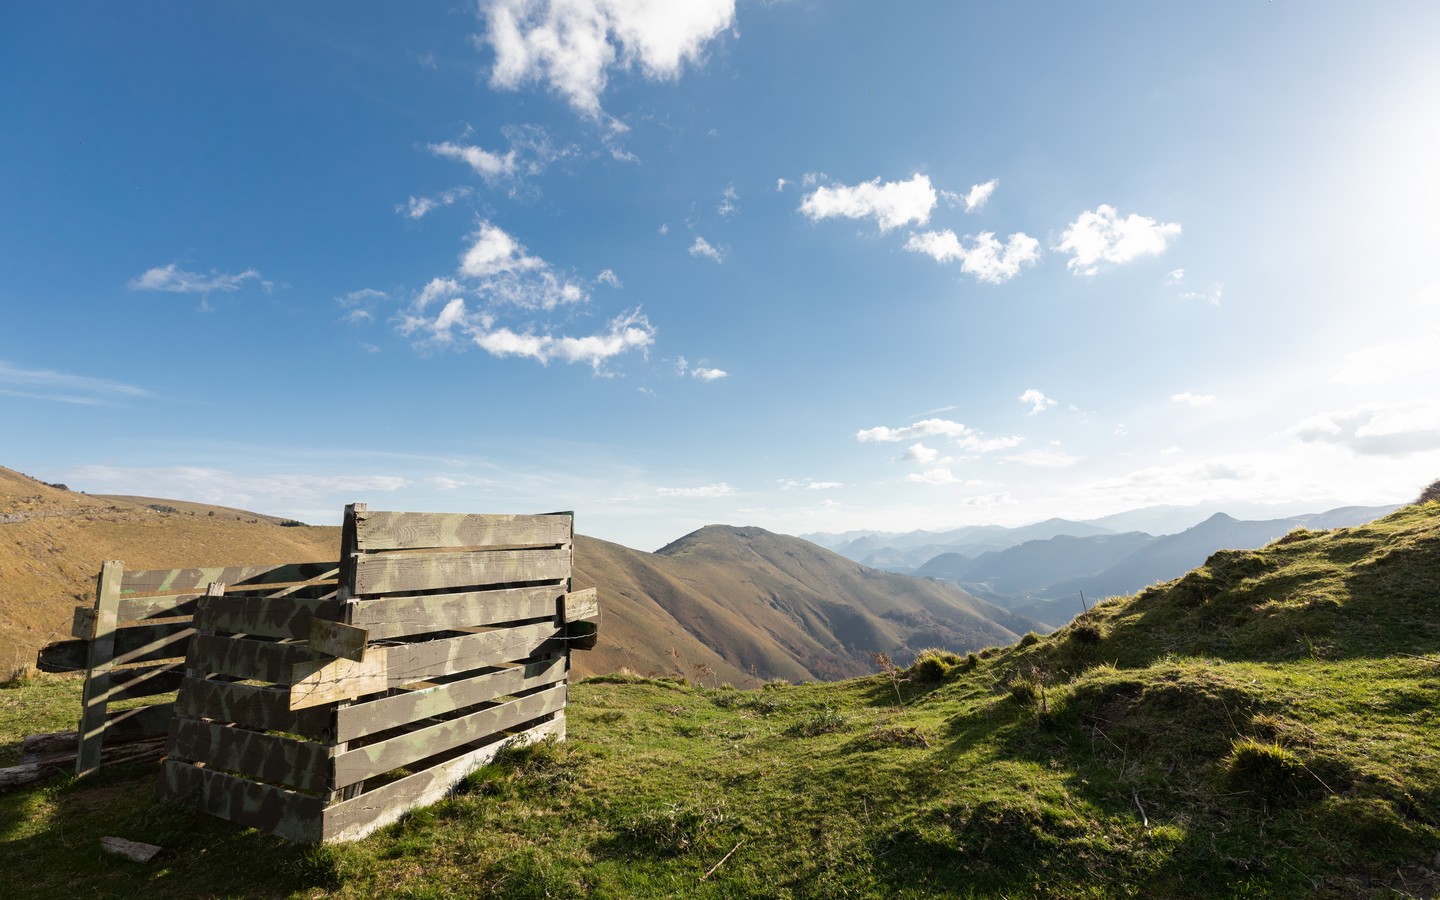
904,230,1040,283
428,141,518,179
414,277,465,312
657,482,736,498
596,268,622,287
1019,388,1057,415
962,179,997,212
1170,392,1217,408
1179,283,1224,305
781,479,843,491
461,222,545,278
470,309,656,370
337,288,387,325
857,418,1022,452
903,443,940,465
63,465,410,509
1057,204,1181,275
689,236,724,263
398,186,474,219
718,185,738,218
342,309,374,325
906,468,964,485
0,361,150,406
482,0,735,121
129,264,267,295
799,173,937,232
1290,403,1440,457
691,366,728,381
776,178,788,191
1166,268,1186,285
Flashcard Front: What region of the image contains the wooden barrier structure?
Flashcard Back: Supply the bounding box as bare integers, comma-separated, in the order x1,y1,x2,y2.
37,559,339,776
156,504,598,843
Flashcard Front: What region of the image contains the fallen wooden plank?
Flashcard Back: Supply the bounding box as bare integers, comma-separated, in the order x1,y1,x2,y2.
157,760,324,844
321,714,565,843
350,585,562,640
336,655,566,742
353,547,570,596
332,684,566,788
101,836,163,863
354,511,571,552
167,717,331,794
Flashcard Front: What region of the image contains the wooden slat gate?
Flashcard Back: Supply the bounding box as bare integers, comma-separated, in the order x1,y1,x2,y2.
37,560,340,776
156,504,598,843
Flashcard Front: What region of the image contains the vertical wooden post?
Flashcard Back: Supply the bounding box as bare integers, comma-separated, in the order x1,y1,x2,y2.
330,503,365,802
75,560,123,777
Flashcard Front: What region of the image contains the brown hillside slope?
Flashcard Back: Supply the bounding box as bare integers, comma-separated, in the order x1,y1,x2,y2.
0,467,337,670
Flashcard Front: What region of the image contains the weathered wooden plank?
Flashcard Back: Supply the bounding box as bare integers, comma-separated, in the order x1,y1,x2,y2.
77,560,123,777
289,649,390,710
332,684,566,788
107,661,186,701
353,547,570,596
322,715,566,843
562,588,598,622
194,594,342,640
167,717,331,794
383,621,563,685
354,511,572,552
173,677,331,737
186,634,322,684
350,585,563,639
103,702,175,740
115,583,337,624
101,836,163,863
308,619,368,662
121,562,339,595
38,623,200,672
158,760,324,845
336,655,567,742
37,639,86,672
72,605,99,640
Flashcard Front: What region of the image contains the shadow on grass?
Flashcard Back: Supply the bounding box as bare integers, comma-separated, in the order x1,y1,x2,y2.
0,759,351,898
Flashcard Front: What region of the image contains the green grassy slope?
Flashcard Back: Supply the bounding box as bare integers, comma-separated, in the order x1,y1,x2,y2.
1,502,1436,898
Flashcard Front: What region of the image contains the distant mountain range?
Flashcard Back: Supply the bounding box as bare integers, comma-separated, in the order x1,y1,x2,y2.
806,504,1401,626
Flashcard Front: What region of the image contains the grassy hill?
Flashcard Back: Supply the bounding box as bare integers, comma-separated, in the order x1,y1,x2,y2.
1,493,1436,896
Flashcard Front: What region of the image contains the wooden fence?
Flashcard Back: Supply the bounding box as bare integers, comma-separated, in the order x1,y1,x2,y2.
155,504,597,843
37,559,339,776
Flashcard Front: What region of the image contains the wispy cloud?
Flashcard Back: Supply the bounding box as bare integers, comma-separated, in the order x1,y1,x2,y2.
63,465,410,508
962,179,997,212
481,0,735,123
1290,403,1440,457
799,173,937,232
657,482,736,498
689,236,724,263
1005,447,1081,468
857,417,1022,452
780,478,844,490
1019,389,1057,415
1058,204,1181,275
0,361,150,406
717,185,738,218
676,356,728,381
1171,391,1217,408
398,186,473,219
129,264,268,295
904,230,1040,283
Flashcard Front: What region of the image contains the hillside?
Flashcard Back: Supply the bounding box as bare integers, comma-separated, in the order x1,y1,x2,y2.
2,492,1436,896
0,467,1036,683
0,467,339,671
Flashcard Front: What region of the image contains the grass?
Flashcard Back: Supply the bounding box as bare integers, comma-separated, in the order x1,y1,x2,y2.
2,502,1439,897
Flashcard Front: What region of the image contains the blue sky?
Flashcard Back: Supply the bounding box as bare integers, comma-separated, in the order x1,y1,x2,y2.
3,2,1439,550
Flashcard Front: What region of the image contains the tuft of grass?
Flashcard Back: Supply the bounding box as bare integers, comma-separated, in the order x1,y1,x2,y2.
622,800,734,856
1017,632,1041,647
1067,621,1103,645
906,648,963,683
1223,737,1303,804
783,705,850,737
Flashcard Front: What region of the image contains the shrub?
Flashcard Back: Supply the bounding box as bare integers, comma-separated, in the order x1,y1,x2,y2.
1018,632,1041,647
1068,621,1103,645
1418,478,1440,505
1008,675,1041,707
